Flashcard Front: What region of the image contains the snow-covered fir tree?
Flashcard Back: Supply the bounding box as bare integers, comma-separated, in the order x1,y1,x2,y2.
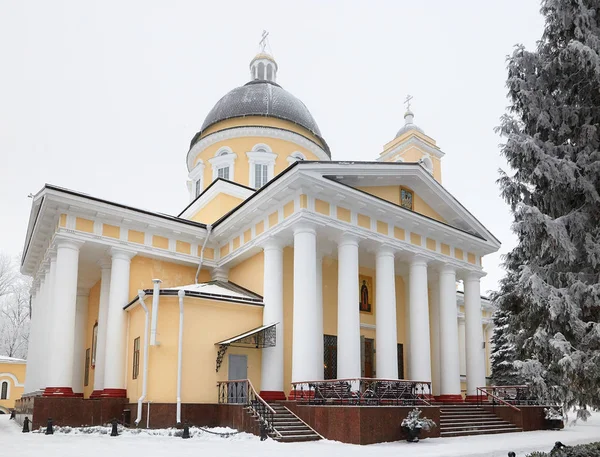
495,0,600,415
489,305,523,386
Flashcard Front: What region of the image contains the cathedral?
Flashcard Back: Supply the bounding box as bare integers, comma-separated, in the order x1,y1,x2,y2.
19,43,500,434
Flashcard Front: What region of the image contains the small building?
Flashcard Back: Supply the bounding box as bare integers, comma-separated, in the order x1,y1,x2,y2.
0,355,26,414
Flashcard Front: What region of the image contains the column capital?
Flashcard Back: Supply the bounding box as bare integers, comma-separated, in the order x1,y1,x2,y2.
463,270,485,282
54,236,85,252
376,244,395,258
439,264,456,275
262,236,285,252
337,232,360,247
293,221,316,236
109,247,137,262
408,254,429,267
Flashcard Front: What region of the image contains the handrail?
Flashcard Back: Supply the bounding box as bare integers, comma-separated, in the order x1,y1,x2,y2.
477,387,521,412
246,379,277,415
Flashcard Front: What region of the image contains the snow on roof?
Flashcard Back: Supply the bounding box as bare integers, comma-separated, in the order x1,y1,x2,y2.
163,281,263,305
0,355,26,363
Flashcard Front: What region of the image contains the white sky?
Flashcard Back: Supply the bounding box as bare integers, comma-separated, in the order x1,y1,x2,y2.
0,1,545,294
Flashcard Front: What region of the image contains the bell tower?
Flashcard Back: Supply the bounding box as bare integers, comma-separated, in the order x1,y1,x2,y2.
249,31,278,83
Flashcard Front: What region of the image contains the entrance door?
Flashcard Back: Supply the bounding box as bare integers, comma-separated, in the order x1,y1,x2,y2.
228,354,248,403
364,338,374,378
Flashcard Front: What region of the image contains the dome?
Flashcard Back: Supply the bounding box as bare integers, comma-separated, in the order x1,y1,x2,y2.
396,109,424,138
191,79,330,156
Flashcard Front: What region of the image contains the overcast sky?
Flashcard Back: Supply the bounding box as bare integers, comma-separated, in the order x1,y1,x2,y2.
0,1,545,293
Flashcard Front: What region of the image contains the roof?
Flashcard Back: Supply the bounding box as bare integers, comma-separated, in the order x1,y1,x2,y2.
124,280,263,309
191,80,330,156
216,322,277,346
0,355,26,364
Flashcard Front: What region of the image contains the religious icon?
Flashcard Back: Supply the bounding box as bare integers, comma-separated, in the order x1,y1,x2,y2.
359,275,372,313
401,188,413,210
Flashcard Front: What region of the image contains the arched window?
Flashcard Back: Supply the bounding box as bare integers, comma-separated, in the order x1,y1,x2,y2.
258,62,265,80
209,148,237,182
247,145,276,189
287,152,306,164
266,64,273,81
420,156,434,173
1,381,8,400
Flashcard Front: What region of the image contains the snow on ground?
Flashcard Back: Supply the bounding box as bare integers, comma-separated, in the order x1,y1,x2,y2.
2,413,600,457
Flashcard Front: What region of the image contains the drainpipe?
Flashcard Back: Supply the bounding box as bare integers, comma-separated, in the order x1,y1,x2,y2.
150,279,161,346
176,289,185,424
195,225,212,284
135,290,150,426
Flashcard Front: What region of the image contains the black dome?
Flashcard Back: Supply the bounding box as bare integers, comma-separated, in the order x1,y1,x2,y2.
192,80,329,155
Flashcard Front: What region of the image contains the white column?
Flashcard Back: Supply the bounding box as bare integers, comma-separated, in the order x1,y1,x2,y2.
375,245,398,379
45,239,83,395
72,288,89,395
337,234,361,379
439,265,462,400
458,318,466,381
315,252,324,380
429,277,441,396
404,275,410,379
291,223,320,383
92,258,111,396
260,240,285,398
103,248,135,396
408,256,432,383
464,272,486,399
39,256,56,391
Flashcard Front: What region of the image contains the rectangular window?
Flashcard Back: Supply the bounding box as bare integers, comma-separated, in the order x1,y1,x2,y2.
1,381,7,400
84,348,91,387
133,337,141,380
254,163,268,189
195,179,202,197
217,166,229,180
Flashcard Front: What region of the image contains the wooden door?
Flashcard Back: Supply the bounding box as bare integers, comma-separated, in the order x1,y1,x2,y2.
364,338,374,378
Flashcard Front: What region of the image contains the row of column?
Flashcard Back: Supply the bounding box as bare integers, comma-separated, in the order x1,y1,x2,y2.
259,223,487,400
25,237,135,398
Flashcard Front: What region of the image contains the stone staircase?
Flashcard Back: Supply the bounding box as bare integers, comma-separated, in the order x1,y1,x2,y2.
439,404,522,437
267,403,321,442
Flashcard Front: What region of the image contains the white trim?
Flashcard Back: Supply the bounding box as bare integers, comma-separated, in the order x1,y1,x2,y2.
0,372,24,387
247,150,277,189
187,126,329,171
379,135,445,163
287,151,307,164
179,180,254,219
209,151,237,182
360,323,376,330
188,161,206,200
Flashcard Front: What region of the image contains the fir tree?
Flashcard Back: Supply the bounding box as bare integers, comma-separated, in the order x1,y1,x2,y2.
489,306,523,386
495,0,600,415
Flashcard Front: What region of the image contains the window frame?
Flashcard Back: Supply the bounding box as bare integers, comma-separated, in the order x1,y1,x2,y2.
400,187,414,211
132,336,141,380
247,146,276,189
0,381,8,400
209,148,236,182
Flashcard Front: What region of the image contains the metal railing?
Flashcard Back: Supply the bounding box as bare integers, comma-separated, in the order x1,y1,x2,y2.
217,379,281,438
476,385,536,412
291,378,432,406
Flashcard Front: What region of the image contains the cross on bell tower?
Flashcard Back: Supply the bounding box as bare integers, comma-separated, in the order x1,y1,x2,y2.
250,31,278,83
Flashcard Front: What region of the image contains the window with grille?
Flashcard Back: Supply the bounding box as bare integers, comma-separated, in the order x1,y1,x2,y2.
324,335,338,380
397,343,404,379
84,348,91,387
133,337,141,380
254,163,268,189
0,381,7,399
217,166,229,180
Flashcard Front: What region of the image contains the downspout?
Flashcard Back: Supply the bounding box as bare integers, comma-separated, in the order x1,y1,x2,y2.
176,289,185,424
195,224,212,284
150,279,162,346
135,290,150,426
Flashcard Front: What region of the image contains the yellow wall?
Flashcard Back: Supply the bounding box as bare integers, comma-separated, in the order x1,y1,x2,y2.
0,361,26,412
356,185,446,223
83,280,101,398
229,252,264,296
188,193,243,224
126,296,263,404
192,117,325,191
381,131,443,182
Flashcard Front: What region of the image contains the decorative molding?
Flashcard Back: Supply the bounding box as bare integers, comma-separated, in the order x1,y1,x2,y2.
0,372,24,388
209,151,237,181
187,126,329,171
247,150,277,189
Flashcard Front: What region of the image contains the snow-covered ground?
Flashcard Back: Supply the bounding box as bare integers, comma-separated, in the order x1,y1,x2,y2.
2,413,600,457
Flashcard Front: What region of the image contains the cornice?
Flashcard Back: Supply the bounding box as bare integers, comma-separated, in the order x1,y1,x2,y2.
186,126,330,171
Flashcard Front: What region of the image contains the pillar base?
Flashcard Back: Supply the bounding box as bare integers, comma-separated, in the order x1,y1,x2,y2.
435,394,464,403
100,388,127,398
89,390,104,398
465,395,481,403
288,389,314,401
259,391,287,401
43,387,76,397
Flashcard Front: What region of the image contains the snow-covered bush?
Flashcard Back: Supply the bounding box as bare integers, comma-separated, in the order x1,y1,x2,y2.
401,408,436,432
544,407,563,421
526,441,600,457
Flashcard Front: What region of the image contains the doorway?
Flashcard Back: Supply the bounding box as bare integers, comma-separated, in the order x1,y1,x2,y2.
361,337,375,378
228,354,247,403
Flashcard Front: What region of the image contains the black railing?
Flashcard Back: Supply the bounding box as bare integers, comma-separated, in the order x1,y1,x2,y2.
291,378,432,406
476,385,538,412
217,380,280,438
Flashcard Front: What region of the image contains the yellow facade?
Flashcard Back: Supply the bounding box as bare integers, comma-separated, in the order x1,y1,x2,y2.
189,193,244,224
0,359,26,413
